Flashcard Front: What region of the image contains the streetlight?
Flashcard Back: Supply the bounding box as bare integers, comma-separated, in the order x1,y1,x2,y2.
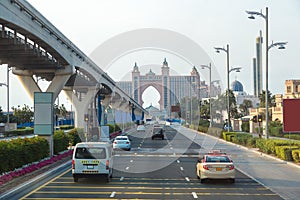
214,44,232,132
201,63,212,127
0,65,10,131
246,7,287,139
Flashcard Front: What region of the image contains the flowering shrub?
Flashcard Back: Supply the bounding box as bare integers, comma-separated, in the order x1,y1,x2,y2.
0,150,73,186
0,137,49,173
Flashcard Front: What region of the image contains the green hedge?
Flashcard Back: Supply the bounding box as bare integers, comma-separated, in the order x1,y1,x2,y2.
232,133,253,146
222,132,256,147
4,127,34,137
222,132,236,141
255,139,300,154
53,129,82,154
0,137,49,174
292,150,300,162
53,130,69,154
275,146,299,161
67,128,82,146
284,134,300,141
198,126,208,133
0,129,81,174
106,124,121,134
207,127,223,138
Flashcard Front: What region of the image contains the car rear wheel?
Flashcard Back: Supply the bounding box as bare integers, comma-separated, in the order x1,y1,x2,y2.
73,176,78,182
200,179,206,183
106,174,111,182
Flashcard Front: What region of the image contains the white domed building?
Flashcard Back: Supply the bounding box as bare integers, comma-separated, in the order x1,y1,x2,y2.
231,80,259,108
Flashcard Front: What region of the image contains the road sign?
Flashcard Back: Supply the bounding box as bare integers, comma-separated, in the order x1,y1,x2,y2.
283,99,300,133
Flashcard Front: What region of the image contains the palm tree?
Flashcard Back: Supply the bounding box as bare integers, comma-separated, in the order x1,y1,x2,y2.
259,90,275,108
239,99,253,116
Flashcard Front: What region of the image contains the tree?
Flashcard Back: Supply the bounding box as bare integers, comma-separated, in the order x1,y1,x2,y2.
11,104,33,124
259,90,275,108
227,90,239,119
200,100,210,119
239,99,253,116
0,106,5,123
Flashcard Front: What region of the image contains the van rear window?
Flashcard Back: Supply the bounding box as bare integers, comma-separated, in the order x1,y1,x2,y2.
75,147,106,159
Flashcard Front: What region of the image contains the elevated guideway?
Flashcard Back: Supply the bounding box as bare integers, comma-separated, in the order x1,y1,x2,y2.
0,0,147,128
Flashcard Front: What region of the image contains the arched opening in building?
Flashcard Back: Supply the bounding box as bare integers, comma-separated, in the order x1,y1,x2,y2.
142,86,160,109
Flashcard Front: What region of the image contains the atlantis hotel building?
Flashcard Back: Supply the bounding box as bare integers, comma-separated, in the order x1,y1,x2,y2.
116,58,221,114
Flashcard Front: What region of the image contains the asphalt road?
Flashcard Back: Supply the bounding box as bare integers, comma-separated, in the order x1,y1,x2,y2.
10,125,283,200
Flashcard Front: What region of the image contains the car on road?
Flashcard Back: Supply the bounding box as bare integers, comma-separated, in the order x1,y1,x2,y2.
113,135,131,151
151,127,164,140
196,150,235,183
137,125,145,132
72,142,113,183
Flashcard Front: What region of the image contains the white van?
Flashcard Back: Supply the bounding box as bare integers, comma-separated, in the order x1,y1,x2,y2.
72,142,113,182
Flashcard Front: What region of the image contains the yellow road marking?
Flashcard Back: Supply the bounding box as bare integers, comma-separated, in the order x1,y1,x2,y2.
43,185,268,191
20,168,71,200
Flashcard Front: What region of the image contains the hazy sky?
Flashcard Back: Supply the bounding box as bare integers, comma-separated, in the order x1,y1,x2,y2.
0,0,300,110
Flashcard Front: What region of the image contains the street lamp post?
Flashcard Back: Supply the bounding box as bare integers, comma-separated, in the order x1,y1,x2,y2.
246,7,287,139
214,45,231,132
201,63,212,127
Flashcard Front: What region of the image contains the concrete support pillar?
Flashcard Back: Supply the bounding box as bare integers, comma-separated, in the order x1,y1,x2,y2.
15,72,41,101
65,88,97,128
13,65,74,104
46,66,74,102
101,94,113,107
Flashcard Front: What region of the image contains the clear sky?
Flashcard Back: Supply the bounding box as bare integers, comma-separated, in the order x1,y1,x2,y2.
0,0,300,111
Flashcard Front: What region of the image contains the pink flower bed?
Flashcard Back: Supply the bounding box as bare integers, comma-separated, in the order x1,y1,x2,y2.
0,150,73,186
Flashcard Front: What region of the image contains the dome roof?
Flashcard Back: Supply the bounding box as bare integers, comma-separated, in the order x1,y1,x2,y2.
231,80,243,92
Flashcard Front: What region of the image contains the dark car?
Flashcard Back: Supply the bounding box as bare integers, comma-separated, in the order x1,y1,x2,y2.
152,127,164,140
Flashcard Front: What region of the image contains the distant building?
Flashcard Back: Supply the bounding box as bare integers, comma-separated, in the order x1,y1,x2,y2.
271,79,300,122
144,104,166,120
231,80,259,107
116,58,221,115
253,34,263,97
284,80,300,98
250,79,300,123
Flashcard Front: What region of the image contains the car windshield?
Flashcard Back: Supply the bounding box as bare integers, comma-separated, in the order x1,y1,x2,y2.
153,128,162,133
75,147,106,159
205,156,231,163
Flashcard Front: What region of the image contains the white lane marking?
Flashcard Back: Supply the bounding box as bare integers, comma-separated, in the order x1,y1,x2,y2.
130,160,133,163
110,191,116,198
185,177,190,182
170,147,173,150
192,192,198,199
138,147,141,149
126,167,129,170
180,167,184,171
120,177,124,181
177,160,180,163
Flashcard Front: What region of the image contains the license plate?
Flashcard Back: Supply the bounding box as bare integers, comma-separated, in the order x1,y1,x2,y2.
216,167,222,171
87,165,94,169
